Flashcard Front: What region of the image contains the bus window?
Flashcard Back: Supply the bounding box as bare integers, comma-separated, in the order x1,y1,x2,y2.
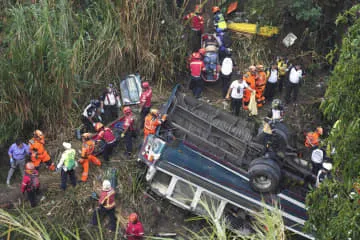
171,180,196,206
223,202,252,232
150,171,172,195
195,191,221,217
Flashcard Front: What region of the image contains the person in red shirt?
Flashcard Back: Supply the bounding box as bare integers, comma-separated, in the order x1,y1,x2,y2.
139,82,152,128
120,107,135,158
125,213,144,240
91,180,116,232
189,52,206,98
93,123,116,161
21,162,40,207
183,5,204,52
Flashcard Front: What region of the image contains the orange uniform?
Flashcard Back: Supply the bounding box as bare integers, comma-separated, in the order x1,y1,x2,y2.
243,71,257,109
79,139,101,182
29,137,51,168
143,114,167,140
256,70,267,107
305,132,321,148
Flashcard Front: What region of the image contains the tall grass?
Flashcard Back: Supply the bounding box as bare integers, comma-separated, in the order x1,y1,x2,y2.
0,0,187,143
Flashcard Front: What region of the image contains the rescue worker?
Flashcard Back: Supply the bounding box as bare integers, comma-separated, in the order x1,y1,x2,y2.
79,133,101,182
226,76,255,116
100,84,121,124
242,66,258,110
29,130,55,171
82,99,102,132
125,213,145,240
269,99,284,121
212,6,227,32
121,107,135,158
6,138,30,186
255,65,266,107
220,50,235,98
21,162,40,207
183,5,204,51
277,56,288,94
56,142,77,190
93,123,116,162
264,63,279,101
285,64,303,104
305,127,323,149
316,162,332,188
189,52,206,98
139,82,152,129
143,109,167,141
91,180,116,232
216,30,232,62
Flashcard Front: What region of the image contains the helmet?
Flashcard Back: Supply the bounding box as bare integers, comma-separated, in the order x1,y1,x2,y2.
102,180,111,191
150,108,159,115
25,162,35,173
82,133,91,140
128,213,138,223
192,52,201,59
316,127,323,135
194,5,202,14
63,142,71,149
142,82,149,88
94,122,104,132
34,130,43,138
322,162,333,171
198,48,206,56
249,65,256,71
123,106,132,115
212,6,220,13
90,99,100,107
271,99,282,109
256,64,264,70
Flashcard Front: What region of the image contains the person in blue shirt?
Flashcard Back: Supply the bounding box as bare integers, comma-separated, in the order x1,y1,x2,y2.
7,138,30,186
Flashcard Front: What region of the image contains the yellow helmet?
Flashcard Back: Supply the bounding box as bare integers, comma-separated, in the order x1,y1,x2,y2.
150,108,159,115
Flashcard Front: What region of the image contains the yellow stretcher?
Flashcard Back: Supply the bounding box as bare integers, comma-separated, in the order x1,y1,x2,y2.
227,22,279,37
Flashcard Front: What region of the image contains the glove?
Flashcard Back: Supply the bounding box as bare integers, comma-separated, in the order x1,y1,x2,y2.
121,133,125,138
10,158,14,164
101,108,104,114
92,122,96,127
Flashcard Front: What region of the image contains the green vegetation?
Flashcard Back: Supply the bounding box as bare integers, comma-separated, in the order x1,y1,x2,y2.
306,4,360,239
0,0,187,143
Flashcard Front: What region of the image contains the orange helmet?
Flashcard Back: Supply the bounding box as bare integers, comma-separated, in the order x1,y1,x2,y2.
94,122,103,132
25,162,35,173
192,52,201,59
316,127,323,135
212,6,220,13
195,5,202,14
129,213,138,223
33,130,43,138
198,48,206,56
123,106,132,115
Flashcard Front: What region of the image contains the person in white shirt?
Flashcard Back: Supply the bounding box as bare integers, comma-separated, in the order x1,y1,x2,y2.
285,64,303,104
264,63,279,101
226,76,255,116
100,84,121,124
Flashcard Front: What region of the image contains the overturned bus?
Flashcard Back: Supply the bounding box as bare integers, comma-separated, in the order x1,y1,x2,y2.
138,85,316,239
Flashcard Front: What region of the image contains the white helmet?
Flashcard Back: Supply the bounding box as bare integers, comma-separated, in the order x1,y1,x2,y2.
311,149,324,164
102,180,111,191
63,142,72,150
322,162,333,171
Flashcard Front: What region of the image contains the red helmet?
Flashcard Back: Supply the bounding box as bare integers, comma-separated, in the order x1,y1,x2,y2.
123,106,132,114
198,48,206,56
194,5,202,14
129,213,138,223
94,122,103,132
212,6,220,13
192,52,201,59
142,82,149,88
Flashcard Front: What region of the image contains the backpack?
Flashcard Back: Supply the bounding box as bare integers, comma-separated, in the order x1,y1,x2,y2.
64,149,76,171
221,57,233,75
27,173,40,191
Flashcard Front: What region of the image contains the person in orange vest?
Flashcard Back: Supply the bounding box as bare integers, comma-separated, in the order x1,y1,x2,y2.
242,66,258,110
255,65,266,107
183,5,204,52
305,127,323,148
78,133,101,182
189,52,206,98
29,130,55,171
143,109,167,141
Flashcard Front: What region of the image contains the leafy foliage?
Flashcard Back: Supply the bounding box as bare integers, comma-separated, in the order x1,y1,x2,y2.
289,0,321,26
306,4,360,239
